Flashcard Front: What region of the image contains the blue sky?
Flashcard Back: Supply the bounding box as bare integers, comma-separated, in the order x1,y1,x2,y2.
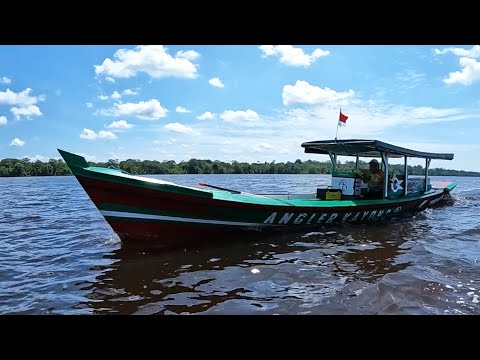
1,45,480,170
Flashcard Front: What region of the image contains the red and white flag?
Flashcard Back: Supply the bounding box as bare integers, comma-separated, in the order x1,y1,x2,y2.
338,110,348,127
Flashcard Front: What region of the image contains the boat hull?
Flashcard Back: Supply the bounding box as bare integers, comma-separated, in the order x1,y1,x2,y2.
73,173,453,247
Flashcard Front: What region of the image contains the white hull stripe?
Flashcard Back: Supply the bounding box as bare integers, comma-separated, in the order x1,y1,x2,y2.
100,210,265,227
429,196,443,206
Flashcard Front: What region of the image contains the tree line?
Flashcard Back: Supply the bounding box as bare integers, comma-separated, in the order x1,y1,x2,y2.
1,157,479,177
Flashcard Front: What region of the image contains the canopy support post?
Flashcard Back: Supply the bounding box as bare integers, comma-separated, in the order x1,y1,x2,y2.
381,152,389,199
328,152,337,174
404,156,408,196
425,158,431,192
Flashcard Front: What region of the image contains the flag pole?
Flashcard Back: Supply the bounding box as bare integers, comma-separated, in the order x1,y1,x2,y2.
335,108,341,142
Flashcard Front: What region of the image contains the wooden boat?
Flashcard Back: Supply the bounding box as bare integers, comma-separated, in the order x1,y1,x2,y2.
58,139,456,247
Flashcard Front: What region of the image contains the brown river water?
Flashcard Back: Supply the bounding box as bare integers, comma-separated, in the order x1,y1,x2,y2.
1,174,479,314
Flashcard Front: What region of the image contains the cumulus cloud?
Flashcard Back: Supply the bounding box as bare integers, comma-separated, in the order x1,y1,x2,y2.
434,45,480,58
197,111,214,120
80,128,117,140
209,77,224,88
175,50,200,61
220,109,260,123
122,89,138,96
105,120,134,129
259,45,330,67
100,99,168,120
10,137,25,146
10,105,42,120
114,99,167,120
0,88,39,106
434,45,480,86
176,106,191,113
111,91,122,99
95,45,199,79
442,57,480,86
282,80,355,106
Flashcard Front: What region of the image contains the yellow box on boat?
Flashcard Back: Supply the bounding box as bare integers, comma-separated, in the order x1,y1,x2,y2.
326,189,342,200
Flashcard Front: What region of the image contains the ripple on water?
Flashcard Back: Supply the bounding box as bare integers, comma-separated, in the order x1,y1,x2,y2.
1,175,480,314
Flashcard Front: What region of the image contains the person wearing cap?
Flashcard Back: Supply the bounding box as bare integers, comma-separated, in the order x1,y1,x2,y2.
356,159,385,199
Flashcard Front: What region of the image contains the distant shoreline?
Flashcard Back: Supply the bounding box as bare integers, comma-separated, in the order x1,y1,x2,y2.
1,158,480,177
2,174,480,179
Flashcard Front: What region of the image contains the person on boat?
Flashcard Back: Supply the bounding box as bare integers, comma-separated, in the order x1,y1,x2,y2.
357,159,384,199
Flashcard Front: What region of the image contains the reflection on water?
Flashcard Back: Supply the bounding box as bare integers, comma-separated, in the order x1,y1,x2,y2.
81,218,429,315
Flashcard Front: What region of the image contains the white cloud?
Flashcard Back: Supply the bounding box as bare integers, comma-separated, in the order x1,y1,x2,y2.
209,77,224,88
394,69,427,93
111,91,122,99
10,104,42,120
396,69,426,83
86,102,93,108
111,99,168,120
105,76,115,83
122,89,138,96
0,116,6,125
259,45,330,67
80,128,117,140
80,129,97,139
434,46,480,86
164,122,193,134
253,142,274,152
105,120,134,129
98,95,109,100
277,103,474,141
0,88,39,106
29,155,49,162
131,81,480,171
0,76,11,84
220,109,260,123
442,57,480,86
176,106,191,113
434,45,480,58
108,152,119,160
95,45,199,79
10,137,25,146
197,111,214,120
176,50,200,61
283,80,355,106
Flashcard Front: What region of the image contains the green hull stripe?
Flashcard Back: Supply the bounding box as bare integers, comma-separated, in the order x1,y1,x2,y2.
100,210,271,227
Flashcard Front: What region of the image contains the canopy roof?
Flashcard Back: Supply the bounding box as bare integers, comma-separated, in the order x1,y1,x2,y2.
301,139,454,160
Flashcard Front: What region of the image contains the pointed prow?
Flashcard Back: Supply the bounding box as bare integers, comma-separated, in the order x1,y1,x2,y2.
57,149,89,170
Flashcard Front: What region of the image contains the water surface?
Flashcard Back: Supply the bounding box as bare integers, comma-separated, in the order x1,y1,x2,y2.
1,174,479,314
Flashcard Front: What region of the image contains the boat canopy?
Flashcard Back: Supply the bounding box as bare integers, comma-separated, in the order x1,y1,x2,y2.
301,139,454,160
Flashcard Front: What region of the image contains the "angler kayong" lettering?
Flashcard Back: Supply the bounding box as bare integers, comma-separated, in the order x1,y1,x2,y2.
262,206,403,225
